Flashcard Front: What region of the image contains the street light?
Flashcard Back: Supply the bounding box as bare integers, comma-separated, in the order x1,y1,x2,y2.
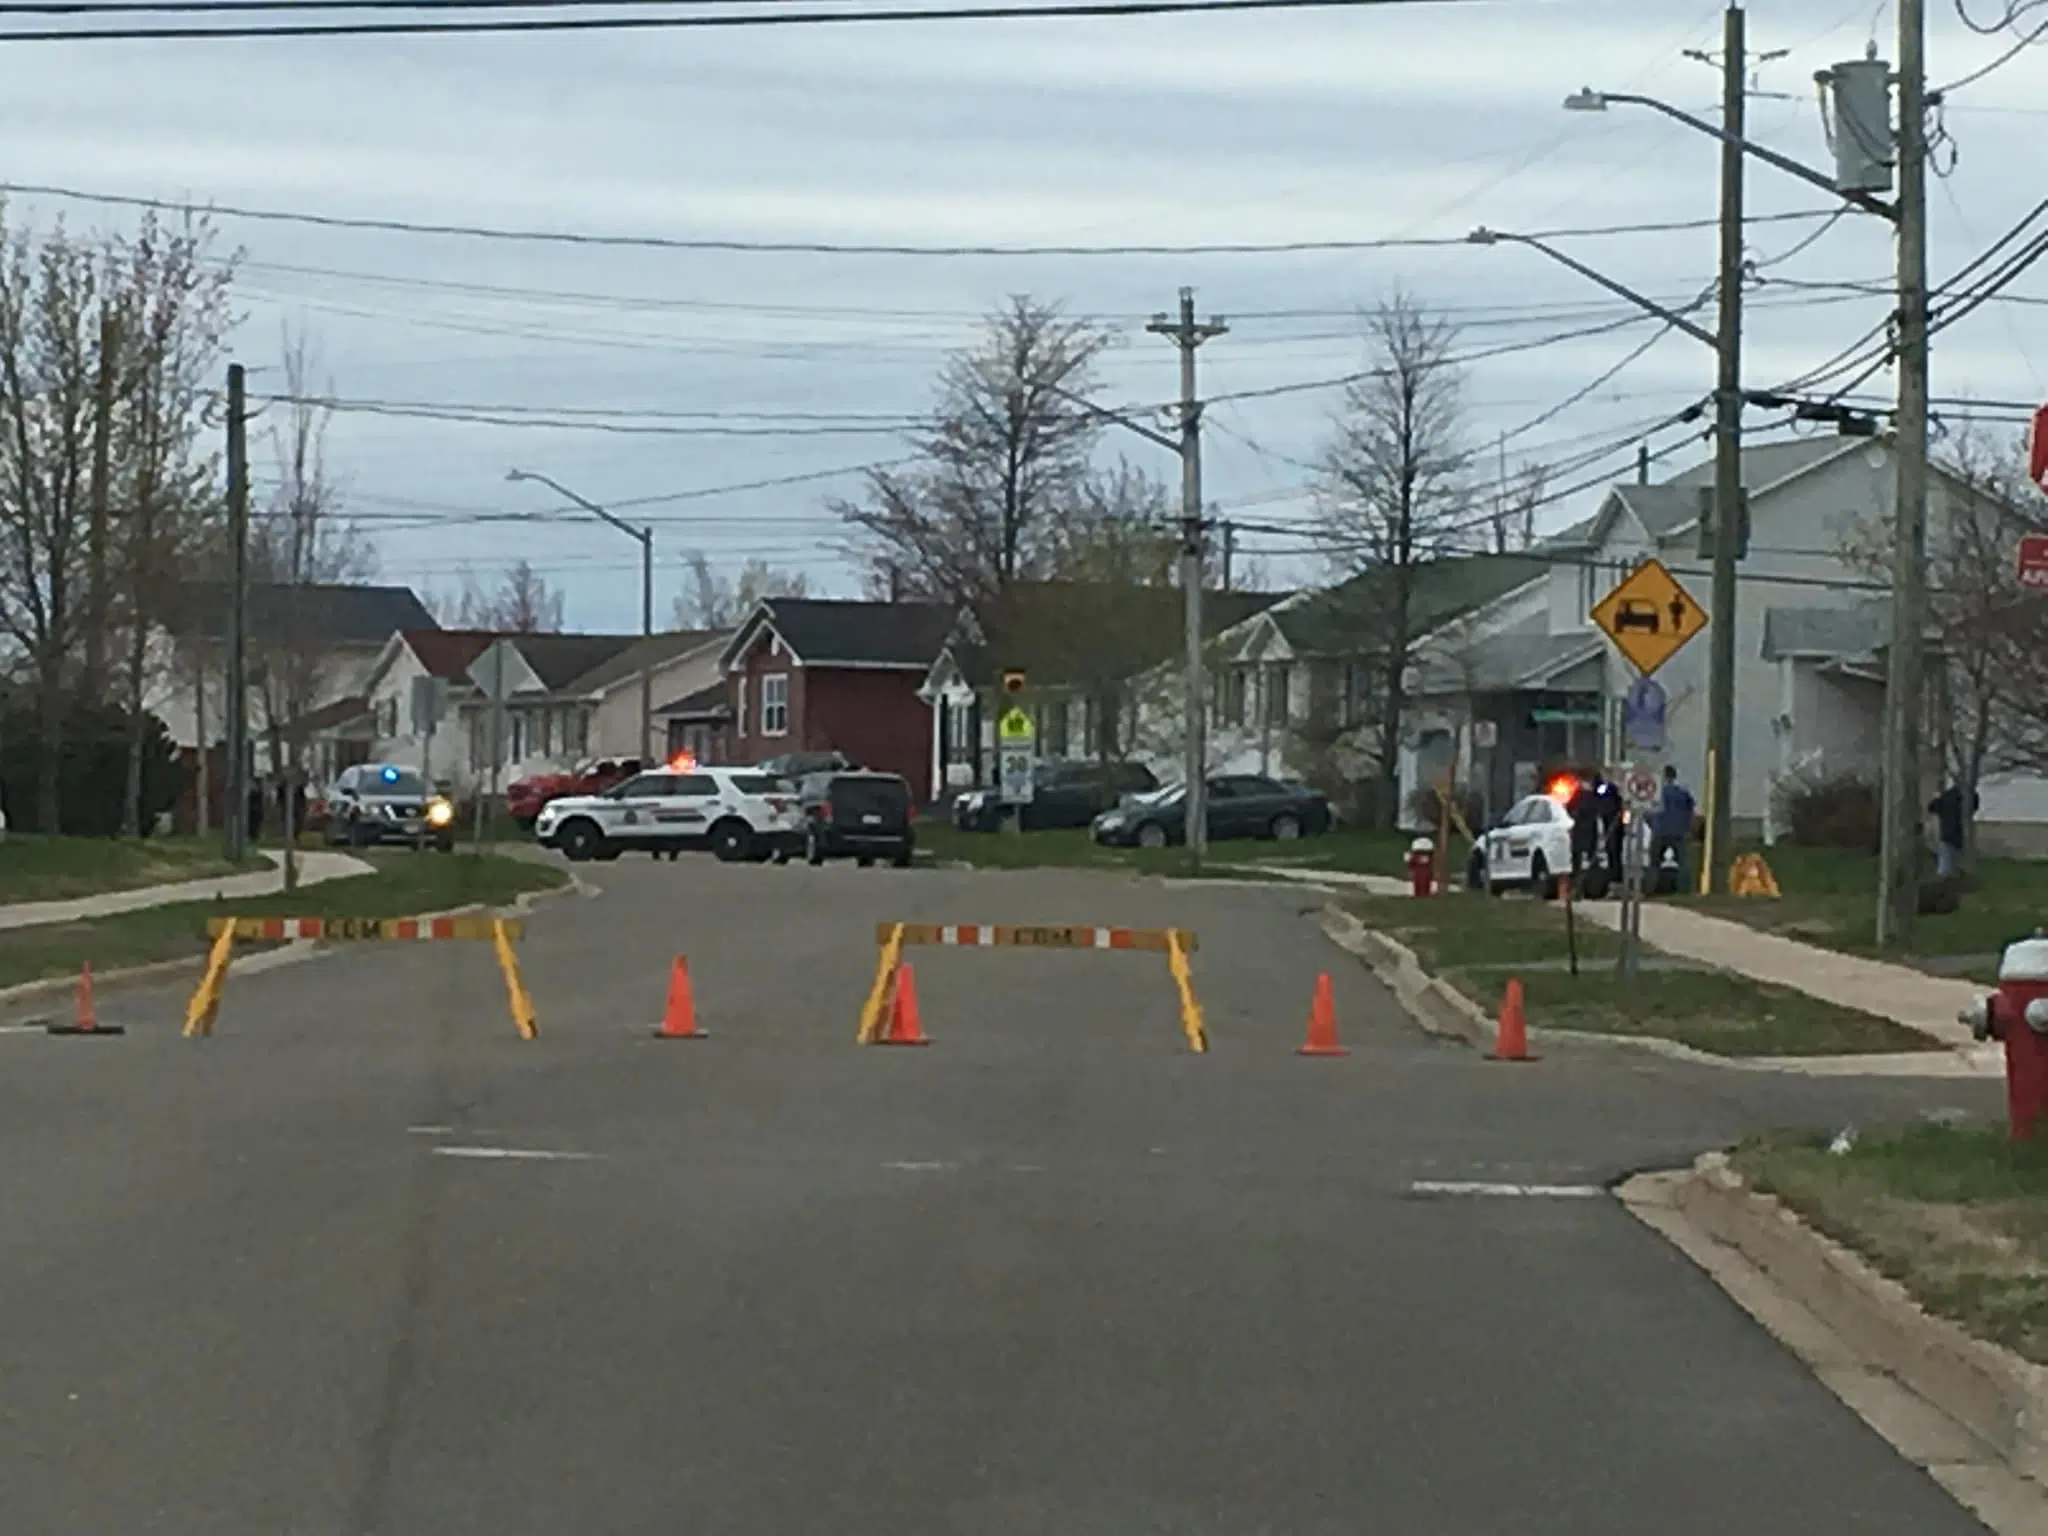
1465,228,1716,348
504,469,655,765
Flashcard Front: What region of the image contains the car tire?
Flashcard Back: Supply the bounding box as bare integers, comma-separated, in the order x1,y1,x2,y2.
1137,822,1168,849
1529,852,1557,900
891,845,913,868
856,855,874,868
806,829,826,866
1270,812,1302,841
710,819,753,863
560,819,604,863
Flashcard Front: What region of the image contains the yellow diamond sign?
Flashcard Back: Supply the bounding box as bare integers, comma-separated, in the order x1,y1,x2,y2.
997,706,1035,742
1589,557,1708,677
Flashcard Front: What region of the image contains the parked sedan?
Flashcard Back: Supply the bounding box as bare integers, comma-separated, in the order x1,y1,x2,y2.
953,759,1158,832
1091,774,1332,849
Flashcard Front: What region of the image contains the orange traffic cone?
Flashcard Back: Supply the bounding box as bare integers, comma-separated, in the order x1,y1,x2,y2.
1491,975,1531,1062
1297,971,1347,1056
48,961,122,1036
877,962,929,1046
653,955,705,1039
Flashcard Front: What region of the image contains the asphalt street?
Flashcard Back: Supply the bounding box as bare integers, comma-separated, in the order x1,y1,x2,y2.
0,853,2007,1534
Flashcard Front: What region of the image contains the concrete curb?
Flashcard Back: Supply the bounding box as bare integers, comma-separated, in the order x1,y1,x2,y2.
0,867,580,1018
1315,900,1997,1078
1620,1158,2048,1532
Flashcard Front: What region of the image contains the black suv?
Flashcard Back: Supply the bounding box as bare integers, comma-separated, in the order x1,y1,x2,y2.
798,771,915,867
954,759,1158,832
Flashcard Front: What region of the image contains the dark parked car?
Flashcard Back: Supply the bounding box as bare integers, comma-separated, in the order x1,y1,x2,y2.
798,770,915,867
952,759,1158,832
1090,773,1331,849
759,750,856,781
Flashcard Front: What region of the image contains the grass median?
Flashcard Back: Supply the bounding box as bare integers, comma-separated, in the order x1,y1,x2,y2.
1735,1122,2048,1364
0,849,567,993
1350,888,1937,1056
0,835,265,906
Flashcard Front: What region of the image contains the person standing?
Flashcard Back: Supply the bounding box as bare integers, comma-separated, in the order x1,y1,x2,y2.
1928,783,1979,877
1651,764,1696,894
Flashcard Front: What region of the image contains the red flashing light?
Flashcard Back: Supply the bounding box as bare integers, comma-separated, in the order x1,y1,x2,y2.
1544,775,1577,801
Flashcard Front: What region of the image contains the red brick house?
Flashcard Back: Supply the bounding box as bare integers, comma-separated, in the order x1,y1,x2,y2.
720,597,956,799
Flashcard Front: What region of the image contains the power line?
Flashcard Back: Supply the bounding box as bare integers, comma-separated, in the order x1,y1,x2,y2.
0,0,1501,44
0,180,1850,259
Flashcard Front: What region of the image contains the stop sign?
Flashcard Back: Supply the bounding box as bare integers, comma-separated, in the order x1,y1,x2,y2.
2031,404,2048,494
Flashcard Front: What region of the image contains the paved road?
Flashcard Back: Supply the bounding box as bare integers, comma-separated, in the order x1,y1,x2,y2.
0,856,2004,1534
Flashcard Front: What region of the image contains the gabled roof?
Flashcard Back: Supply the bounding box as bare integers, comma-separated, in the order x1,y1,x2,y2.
1553,435,1869,551
720,597,955,671
168,581,436,645
1416,631,1606,694
939,582,1285,688
507,633,641,690
287,694,374,734
1270,553,1549,656
562,630,725,695
401,629,495,681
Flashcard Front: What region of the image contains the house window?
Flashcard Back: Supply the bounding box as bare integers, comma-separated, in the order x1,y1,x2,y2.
736,679,748,740
1224,668,1249,729
570,709,589,755
1043,700,1069,756
377,697,398,737
761,673,789,737
1344,662,1372,727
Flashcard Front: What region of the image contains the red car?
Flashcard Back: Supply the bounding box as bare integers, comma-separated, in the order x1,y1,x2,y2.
506,756,644,830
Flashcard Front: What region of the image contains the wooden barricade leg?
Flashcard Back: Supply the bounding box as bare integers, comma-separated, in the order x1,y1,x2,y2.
858,923,906,1044
1166,929,1207,1053
493,919,540,1040
183,925,237,1038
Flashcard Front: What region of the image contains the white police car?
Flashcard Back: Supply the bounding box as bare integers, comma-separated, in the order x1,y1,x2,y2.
535,763,803,864
1471,787,1578,896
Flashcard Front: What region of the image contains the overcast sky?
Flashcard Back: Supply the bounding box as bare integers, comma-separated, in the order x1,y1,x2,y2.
0,0,2041,631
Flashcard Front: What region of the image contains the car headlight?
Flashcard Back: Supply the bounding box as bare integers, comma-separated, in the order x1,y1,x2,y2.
425,799,453,827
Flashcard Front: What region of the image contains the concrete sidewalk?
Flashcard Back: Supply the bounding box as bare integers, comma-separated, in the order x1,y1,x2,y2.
0,849,374,932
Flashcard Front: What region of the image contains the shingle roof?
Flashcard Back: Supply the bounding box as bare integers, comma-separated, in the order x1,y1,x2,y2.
1273,553,1548,655
169,581,436,645
562,630,725,695
1761,600,1891,661
1546,437,1865,550
507,633,640,690
1663,436,1856,494
950,582,1285,686
401,629,495,681
1417,631,1605,693
653,681,732,719
734,598,956,669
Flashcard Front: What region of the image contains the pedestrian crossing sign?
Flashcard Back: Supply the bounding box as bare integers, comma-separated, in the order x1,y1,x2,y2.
998,707,1034,742
1590,557,1708,678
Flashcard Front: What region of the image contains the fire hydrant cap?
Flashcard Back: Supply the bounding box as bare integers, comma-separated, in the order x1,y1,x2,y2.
1408,836,1435,854
1999,938,2048,983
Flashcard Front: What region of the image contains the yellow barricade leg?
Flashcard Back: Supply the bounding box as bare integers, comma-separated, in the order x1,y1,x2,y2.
858,923,905,1044
1167,929,1207,1053
183,925,237,1038
493,919,540,1040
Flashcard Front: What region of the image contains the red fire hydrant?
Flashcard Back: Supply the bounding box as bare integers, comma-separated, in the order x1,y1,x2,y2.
1963,932,2048,1140
1406,836,1436,899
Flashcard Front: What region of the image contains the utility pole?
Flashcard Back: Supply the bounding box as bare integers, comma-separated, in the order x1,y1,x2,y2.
1878,0,1929,948
1220,521,1235,591
641,524,655,764
1149,288,1226,864
224,362,249,863
85,309,116,701
1705,0,1746,897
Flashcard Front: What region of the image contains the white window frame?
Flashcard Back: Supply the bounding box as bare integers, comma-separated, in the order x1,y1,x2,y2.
761,672,788,737
736,679,748,740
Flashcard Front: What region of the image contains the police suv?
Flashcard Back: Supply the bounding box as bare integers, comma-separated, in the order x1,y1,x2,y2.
534,764,803,863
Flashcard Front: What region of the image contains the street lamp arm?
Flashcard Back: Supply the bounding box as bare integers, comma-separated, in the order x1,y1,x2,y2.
1044,382,1182,456
506,467,649,545
1571,88,1896,221
1467,228,1717,348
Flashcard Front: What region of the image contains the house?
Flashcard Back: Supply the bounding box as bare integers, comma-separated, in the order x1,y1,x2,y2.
149,581,438,822
720,597,955,797
918,581,1287,801
341,627,727,792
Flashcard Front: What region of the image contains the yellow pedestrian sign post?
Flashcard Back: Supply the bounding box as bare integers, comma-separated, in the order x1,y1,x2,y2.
997,706,1033,742
1589,557,1708,677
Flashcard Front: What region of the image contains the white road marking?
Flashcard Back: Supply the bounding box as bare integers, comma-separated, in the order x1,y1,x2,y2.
432,1146,600,1162
1407,1180,1606,1199
0,1022,53,1035
407,1125,456,1135
882,1160,957,1171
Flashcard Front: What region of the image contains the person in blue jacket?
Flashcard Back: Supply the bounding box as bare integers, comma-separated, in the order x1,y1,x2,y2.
1651,764,1696,893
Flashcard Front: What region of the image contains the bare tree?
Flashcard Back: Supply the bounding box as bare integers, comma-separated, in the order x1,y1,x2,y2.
1316,291,1472,825
835,296,1111,606
1842,427,2048,859
672,551,808,629
0,203,235,833
1488,458,1548,553
444,559,565,633
248,328,372,862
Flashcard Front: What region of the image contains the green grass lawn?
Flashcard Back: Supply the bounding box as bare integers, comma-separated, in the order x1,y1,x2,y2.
0,850,566,993
1688,841,2048,965
0,835,265,906
1736,1122,2048,1363
1348,886,1935,1056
